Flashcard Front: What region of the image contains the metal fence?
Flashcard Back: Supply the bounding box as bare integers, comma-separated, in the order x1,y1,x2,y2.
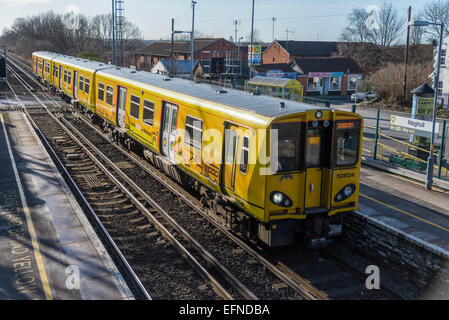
362,108,449,180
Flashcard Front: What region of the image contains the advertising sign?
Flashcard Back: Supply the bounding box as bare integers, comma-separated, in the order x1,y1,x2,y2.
256,69,298,79
248,45,262,65
308,72,344,78
390,115,440,138
412,95,434,120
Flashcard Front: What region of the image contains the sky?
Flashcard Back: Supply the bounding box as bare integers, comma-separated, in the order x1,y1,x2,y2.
0,0,431,42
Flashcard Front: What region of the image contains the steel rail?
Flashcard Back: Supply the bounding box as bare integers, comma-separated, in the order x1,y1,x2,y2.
74,110,328,301
60,117,257,300
6,57,47,91
11,55,326,301
9,64,241,300
7,70,152,300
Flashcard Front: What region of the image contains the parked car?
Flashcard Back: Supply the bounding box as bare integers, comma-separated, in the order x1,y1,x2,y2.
351,91,378,103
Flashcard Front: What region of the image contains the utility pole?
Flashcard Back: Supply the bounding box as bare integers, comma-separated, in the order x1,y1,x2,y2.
191,1,197,80
272,17,276,42
285,28,294,52
249,0,255,78
402,6,412,104
112,0,116,65
171,18,174,78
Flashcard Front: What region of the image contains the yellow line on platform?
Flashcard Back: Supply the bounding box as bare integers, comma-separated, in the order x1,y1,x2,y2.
0,114,54,300
360,193,449,233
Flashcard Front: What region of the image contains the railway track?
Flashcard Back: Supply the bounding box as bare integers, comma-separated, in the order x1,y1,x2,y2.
5,54,406,300
70,111,405,300
7,68,237,300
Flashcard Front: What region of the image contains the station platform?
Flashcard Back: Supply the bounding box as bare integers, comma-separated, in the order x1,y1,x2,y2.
0,111,133,300
359,163,449,252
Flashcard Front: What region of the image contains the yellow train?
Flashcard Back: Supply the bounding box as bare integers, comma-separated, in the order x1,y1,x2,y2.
32,51,363,247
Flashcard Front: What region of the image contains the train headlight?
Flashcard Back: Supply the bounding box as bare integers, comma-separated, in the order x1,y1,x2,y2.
315,111,323,119
344,185,354,197
270,192,293,208
334,184,356,203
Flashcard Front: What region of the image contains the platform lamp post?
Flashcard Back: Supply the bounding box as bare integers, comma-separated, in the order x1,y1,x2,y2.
191,1,197,81
409,20,444,190
249,0,255,78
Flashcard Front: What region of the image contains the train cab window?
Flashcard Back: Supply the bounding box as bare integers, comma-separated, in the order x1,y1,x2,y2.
64,70,67,83
334,121,361,167
272,123,302,173
305,129,322,168
84,78,90,94
98,83,105,101
130,95,140,119
106,86,114,105
240,136,250,174
79,76,84,92
185,116,203,150
142,100,154,126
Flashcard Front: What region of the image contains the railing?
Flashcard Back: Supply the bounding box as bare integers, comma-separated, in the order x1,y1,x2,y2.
303,97,331,108
362,118,449,180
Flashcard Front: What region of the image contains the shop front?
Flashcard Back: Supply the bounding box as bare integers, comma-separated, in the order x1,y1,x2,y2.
306,72,343,95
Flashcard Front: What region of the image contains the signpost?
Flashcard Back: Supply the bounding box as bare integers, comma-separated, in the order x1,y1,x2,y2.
390,115,440,139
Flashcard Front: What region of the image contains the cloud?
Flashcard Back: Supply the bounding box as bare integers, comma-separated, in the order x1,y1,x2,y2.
0,0,53,7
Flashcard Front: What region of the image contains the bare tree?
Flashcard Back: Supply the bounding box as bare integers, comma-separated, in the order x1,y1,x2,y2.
245,29,262,43
339,8,372,42
369,1,405,47
2,11,143,62
423,0,449,39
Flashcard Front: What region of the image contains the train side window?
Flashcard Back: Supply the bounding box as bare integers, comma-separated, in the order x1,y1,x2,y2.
130,95,140,119
64,70,67,83
84,78,90,94
79,76,84,92
68,72,72,85
240,137,250,174
142,100,154,126
106,86,113,105
185,116,203,150
98,83,105,101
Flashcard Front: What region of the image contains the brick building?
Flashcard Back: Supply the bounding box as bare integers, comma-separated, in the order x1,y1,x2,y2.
262,40,340,64
259,40,363,96
292,57,362,96
130,38,242,74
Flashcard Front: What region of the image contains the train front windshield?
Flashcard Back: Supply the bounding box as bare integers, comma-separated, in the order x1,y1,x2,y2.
272,119,361,172
334,120,362,167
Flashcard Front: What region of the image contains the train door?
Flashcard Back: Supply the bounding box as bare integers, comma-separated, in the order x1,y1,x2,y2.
160,102,178,162
116,86,127,129
59,66,62,89
305,127,324,208
73,71,78,99
223,123,242,193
